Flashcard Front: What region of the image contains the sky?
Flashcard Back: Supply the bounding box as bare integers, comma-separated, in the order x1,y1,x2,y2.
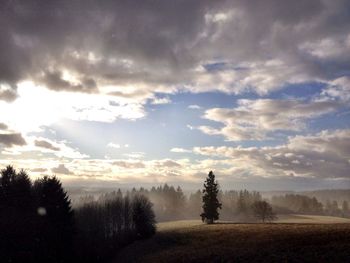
0,0,350,191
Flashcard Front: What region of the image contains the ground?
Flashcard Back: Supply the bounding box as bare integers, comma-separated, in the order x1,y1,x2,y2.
115,215,350,263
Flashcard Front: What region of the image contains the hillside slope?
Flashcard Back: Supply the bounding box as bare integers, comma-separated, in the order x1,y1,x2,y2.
115,217,350,263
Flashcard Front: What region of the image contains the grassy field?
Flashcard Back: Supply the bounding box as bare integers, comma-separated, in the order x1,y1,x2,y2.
115,215,350,263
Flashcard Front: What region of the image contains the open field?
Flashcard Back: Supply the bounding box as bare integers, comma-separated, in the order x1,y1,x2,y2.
275,214,350,224
115,216,350,263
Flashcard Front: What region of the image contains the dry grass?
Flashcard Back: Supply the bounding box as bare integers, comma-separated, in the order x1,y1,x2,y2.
115,216,350,263
275,214,350,224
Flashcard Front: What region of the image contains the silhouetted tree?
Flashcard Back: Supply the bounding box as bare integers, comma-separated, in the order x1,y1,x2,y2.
0,166,35,263
123,194,132,241
201,171,222,224
132,195,156,238
252,200,277,223
33,176,74,263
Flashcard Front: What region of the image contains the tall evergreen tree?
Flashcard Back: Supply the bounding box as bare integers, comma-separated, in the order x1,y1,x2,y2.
33,176,74,263
201,171,222,224
0,166,35,263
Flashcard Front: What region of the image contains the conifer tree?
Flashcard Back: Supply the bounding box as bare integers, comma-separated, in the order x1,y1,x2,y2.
0,166,35,263
200,171,222,224
33,176,74,263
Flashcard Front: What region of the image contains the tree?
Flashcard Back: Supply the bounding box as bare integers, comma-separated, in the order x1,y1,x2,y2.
0,166,36,263
342,201,349,218
132,195,156,238
252,200,277,223
33,176,74,263
201,171,222,224
236,190,247,215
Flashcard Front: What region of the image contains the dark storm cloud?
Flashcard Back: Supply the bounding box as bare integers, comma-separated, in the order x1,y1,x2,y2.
34,139,60,151
1,0,350,100
42,70,97,93
0,133,26,147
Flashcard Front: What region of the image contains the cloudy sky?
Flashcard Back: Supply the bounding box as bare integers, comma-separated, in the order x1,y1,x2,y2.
1,0,350,190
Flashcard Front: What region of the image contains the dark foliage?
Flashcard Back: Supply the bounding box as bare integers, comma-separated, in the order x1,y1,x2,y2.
0,166,74,263
74,191,156,262
132,194,156,238
0,166,34,263
0,166,158,263
200,171,222,224
33,176,74,262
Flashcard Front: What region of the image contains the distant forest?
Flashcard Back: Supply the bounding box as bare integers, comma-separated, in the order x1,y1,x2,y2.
72,185,350,222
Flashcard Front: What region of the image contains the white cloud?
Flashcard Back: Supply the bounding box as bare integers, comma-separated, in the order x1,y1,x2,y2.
198,98,341,141
170,148,191,153
112,160,145,169
188,104,201,109
107,143,121,149
0,82,146,133
193,129,350,179
123,152,145,159
187,124,195,130
321,76,350,102
1,128,349,187
150,97,171,105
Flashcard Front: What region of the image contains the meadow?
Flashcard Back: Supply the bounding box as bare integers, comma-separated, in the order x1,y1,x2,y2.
115,216,350,263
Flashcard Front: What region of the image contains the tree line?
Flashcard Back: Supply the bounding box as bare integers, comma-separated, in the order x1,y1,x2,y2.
86,173,274,223
0,166,156,263
72,171,348,224
271,194,350,218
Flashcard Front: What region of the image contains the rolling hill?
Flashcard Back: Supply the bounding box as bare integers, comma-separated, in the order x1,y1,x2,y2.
115,216,350,262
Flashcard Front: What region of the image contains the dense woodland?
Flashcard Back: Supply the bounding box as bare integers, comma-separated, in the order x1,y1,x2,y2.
0,166,156,263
